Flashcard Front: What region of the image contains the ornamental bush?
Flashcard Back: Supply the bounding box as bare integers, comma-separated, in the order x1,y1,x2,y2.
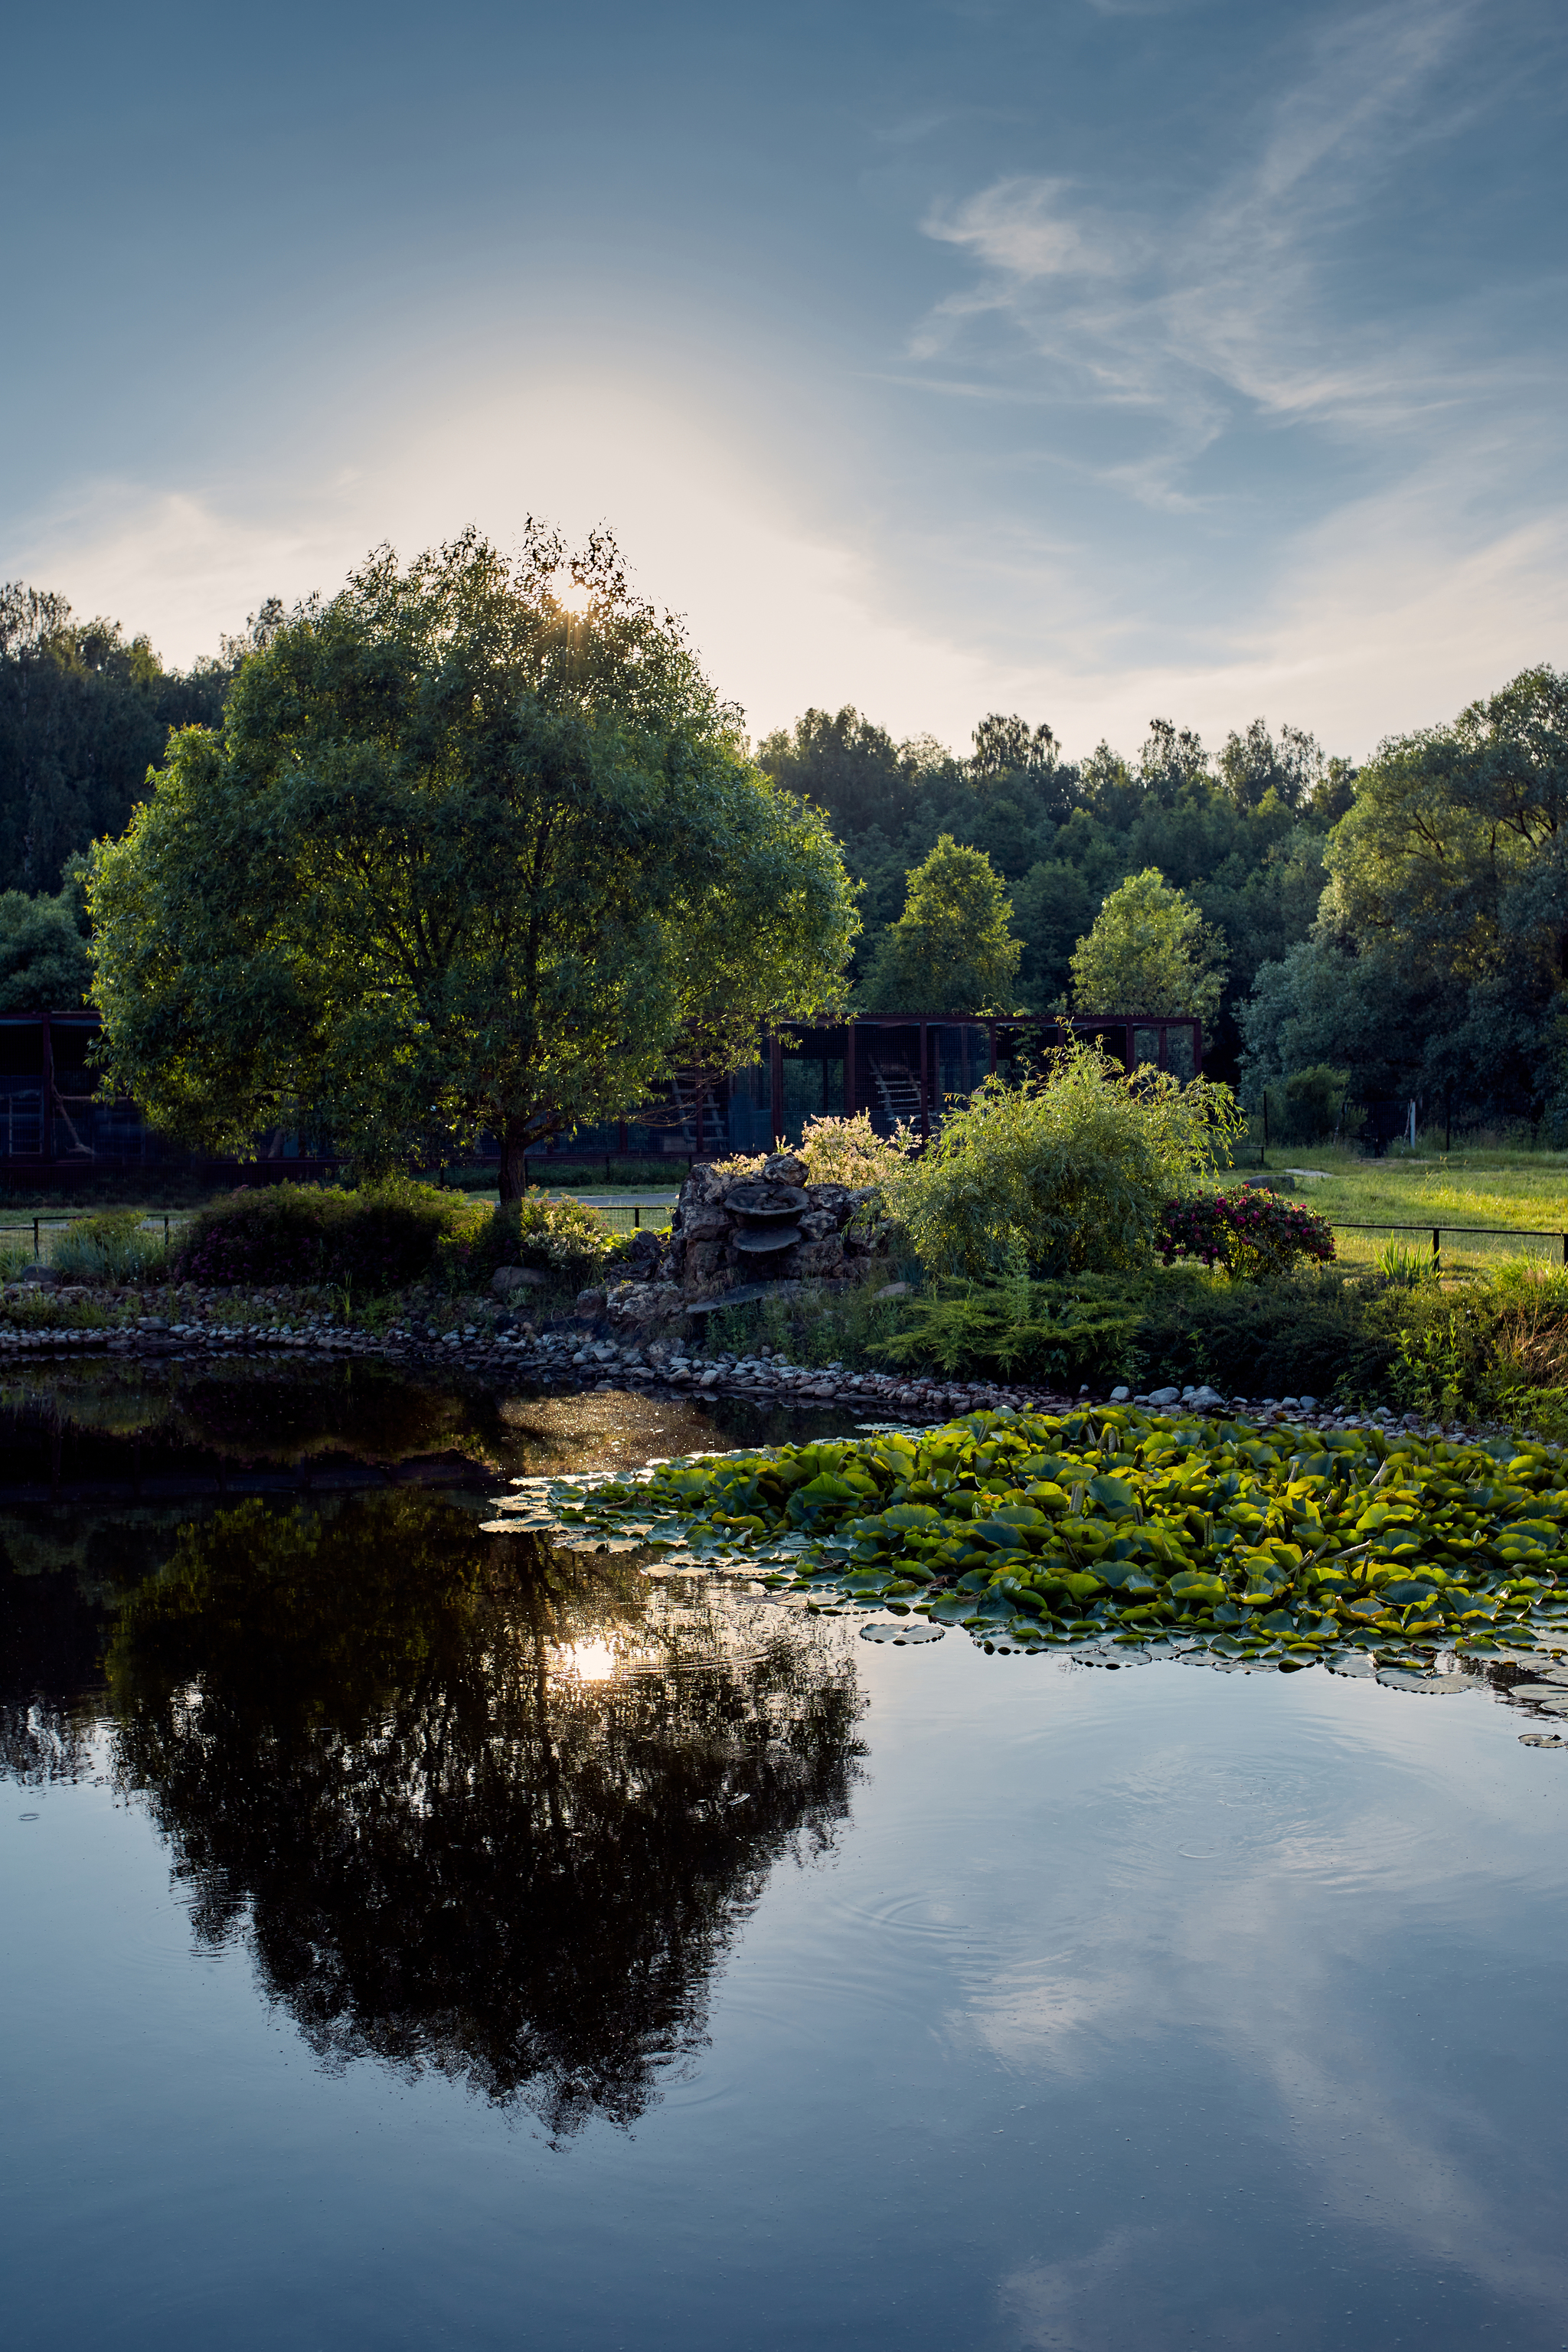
173,1181,466,1290
441,1190,619,1290
51,1210,168,1284
884,1039,1245,1279
1158,1188,1334,1280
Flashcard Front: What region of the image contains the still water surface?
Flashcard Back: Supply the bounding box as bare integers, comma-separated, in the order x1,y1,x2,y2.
4,1367,1568,2350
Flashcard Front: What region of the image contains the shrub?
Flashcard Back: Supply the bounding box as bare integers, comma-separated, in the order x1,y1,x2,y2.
870,1275,1147,1389
1261,1064,1349,1145
884,1039,1245,1279
798,1112,916,1189
1131,1269,1393,1400
173,1181,466,1291
51,1210,168,1284
440,1190,619,1291
1158,1189,1336,1279
1380,1263,1568,1427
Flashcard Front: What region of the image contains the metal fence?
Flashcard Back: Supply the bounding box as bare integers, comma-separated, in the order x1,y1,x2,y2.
1327,1220,1568,1269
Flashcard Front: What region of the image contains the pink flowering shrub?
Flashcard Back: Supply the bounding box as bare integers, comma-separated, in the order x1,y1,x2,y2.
1158,1188,1335,1280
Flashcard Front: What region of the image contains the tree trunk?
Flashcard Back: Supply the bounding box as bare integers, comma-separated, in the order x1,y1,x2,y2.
499,1119,532,1204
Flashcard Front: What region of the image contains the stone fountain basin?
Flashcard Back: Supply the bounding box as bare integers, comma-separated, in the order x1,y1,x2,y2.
732,1224,803,1255
725,1183,809,1228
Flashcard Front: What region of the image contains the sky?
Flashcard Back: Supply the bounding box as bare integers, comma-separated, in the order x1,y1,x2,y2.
5,0,1566,765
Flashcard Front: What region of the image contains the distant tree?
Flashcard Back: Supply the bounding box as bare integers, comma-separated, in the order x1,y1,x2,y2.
755,706,940,838
1137,717,1210,800
1011,859,1096,1010
0,863,93,1012
1218,718,1325,812
90,529,857,1197
1070,866,1227,1024
969,711,1056,783
0,584,230,891
860,834,1022,1012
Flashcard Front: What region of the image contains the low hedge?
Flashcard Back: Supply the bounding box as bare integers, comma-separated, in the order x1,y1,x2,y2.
864,1264,1568,1423
173,1182,469,1292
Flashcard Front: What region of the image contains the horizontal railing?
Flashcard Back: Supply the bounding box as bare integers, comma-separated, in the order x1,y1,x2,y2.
1328,1220,1568,1266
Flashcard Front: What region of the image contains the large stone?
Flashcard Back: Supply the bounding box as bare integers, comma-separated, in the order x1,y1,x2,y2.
762,1152,807,1185
797,1208,841,1241
678,1161,730,1210
675,1204,730,1240
607,1280,685,1331
791,1233,845,1277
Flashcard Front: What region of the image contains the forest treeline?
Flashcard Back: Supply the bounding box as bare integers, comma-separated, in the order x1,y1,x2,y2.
758,705,1356,1076
3,571,1566,1137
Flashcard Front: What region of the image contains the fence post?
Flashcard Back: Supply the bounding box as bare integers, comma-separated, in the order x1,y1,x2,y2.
1432,1227,1441,1270
634,1204,641,1229
164,1214,171,1248
33,1217,39,1260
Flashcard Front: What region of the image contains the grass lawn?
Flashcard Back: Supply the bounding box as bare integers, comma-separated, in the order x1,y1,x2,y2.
1243,1145,1568,1272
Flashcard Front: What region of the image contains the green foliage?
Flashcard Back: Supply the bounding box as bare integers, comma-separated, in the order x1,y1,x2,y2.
88,528,857,1200
884,1037,1245,1278
1375,1241,1437,1288
859,834,1022,1013
50,1210,167,1283
1259,1063,1348,1142
1130,1269,1395,1400
533,1405,1568,1670
797,1111,915,1189
0,582,230,893
1378,1263,1568,1428
172,1181,466,1290
868,1276,1145,1388
1243,665,1568,1129
440,1191,617,1290
0,873,93,1012
0,1289,110,1329
707,1273,916,1368
1070,866,1227,1023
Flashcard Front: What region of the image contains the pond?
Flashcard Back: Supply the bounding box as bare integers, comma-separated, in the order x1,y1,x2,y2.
4,1364,1568,2350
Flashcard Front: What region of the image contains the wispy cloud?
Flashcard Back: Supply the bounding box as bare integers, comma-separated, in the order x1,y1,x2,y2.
913,2,1491,503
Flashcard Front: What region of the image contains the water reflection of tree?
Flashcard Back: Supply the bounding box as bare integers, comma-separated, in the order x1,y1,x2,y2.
106,1494,864,2138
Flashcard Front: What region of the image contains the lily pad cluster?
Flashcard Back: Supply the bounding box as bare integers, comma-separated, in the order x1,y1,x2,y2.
488,1408,1568,1668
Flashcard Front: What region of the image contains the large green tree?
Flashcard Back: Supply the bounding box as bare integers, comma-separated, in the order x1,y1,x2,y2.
858,833,1022,1012
89,530,856,1197
1070,866,1227,1025
1240,665,1568,1129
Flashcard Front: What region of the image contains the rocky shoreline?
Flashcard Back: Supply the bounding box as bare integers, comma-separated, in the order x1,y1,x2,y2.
0,1304,1521,1447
